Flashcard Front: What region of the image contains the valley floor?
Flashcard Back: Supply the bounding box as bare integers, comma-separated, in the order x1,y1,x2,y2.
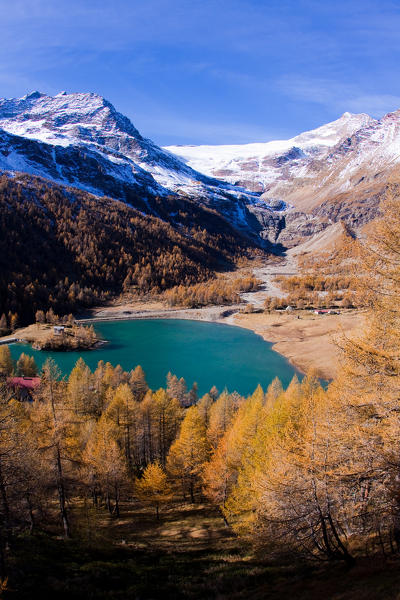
76,247,364,380
232,309,364,380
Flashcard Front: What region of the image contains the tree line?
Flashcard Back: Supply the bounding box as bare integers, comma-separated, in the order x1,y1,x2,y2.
163,275,261,308
204,191,400,565
0,351,220,562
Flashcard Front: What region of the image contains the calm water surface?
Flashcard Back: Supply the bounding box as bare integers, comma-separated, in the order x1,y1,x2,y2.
10,319,300,397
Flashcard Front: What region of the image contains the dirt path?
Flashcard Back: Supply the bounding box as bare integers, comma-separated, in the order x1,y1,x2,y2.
239,250,298,306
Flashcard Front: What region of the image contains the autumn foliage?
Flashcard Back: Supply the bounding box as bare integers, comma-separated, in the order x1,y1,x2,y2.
0,189,400,593
163,275,261,308
0,173,258,324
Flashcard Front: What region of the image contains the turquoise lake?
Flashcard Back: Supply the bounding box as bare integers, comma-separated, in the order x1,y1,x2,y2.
9,319,300,397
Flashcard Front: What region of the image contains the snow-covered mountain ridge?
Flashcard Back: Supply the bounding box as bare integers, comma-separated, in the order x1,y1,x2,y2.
165,112,374,194
0,91,264,238
166,110,400,245
1,91,399,248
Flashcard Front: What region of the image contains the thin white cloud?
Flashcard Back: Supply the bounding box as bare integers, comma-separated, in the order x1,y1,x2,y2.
278,75,400,117
345,94,400,116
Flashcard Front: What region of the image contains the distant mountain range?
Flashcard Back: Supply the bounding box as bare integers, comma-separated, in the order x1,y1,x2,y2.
167,110,400,245
166,112,373,195
1,91,399,249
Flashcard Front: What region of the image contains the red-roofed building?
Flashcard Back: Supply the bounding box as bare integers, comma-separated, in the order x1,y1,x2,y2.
7,377,41,401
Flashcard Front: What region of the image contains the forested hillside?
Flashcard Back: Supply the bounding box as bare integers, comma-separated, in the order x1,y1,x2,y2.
0,174,258,324
0,191,400,597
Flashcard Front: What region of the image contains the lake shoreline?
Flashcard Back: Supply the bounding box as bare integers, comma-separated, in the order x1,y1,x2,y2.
9,319,300,397
3,303,364,381
76,301,364,380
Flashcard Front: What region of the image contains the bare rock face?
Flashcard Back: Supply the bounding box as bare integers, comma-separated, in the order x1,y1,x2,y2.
247,205,286,243
167,110,400,246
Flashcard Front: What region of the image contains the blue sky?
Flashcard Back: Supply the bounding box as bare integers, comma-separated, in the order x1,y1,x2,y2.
1,0,400,144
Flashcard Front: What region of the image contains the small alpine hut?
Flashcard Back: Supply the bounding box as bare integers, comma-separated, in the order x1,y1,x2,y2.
53,325,65,335
7,376,41,401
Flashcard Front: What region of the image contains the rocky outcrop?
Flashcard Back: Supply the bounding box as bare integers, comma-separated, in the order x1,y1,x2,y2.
249,183,385,247
247,205,285,243
313,192,382,229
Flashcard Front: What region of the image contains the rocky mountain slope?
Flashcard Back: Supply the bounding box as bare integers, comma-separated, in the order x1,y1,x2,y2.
0,91,270,240
0,173,257,323
1,91,399,250
167,111,400,246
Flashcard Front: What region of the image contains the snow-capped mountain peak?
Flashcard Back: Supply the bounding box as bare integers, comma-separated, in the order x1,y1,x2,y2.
164,108,400,246
164,112,375,193
290,111,373,148
1,91,399,248
0,91,142,147
0,91,263,237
